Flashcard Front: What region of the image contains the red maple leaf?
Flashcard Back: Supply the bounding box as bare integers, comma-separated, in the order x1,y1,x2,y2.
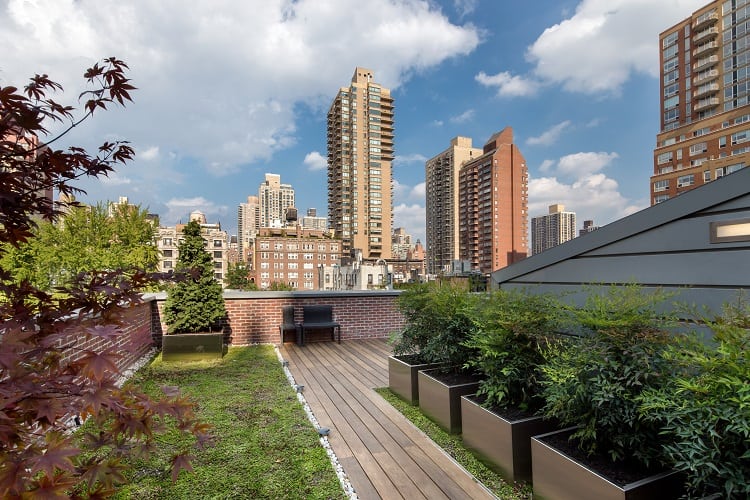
170,453,194,483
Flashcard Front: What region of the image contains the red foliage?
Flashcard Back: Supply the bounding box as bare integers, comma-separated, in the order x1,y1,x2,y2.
0,58,211,497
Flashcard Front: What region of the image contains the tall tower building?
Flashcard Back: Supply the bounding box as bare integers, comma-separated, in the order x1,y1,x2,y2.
258,173,295,228
651,0,749,205
531,204,577,255
425,136,482,274
458,127,528,274
327,67,394,260
237,195,259,261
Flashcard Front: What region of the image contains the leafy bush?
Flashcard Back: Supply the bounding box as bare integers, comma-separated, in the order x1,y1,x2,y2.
163,220,226,333
539,285,678,466
639,297,750,498
391,282,479,370
466,289,561,412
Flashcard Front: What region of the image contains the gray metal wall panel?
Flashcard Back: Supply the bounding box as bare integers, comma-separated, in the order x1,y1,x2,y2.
506,251,750,287
583,212,750,256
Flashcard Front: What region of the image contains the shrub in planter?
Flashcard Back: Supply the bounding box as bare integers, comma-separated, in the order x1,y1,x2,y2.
162,220,226,361
163,220,226,334
467,289,561,412
639,297,750,499
539,285,678,468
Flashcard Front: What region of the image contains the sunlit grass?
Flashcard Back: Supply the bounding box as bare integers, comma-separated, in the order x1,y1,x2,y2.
112,346,344,499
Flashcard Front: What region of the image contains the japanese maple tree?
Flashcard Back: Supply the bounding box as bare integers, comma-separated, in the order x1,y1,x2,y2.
0,58,211,498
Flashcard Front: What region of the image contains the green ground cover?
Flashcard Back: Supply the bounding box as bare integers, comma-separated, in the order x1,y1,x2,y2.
375,388,532,500
112,346,344,499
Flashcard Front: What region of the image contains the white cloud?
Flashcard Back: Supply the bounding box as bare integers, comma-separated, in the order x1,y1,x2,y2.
526,120,571,146
304,151,327,171
529,173,643,226
556,151,619,177
394,153,428,167
585,118,602,128
475,71,539,97
411,182,426,199
163,197,229,225
139,146,159,161
450,109,475,123
526,0,708,94
0,0,480,177
394,203,426,244
99,173,132,186
539,159,556,173
431,119,444,127
453,0,478,18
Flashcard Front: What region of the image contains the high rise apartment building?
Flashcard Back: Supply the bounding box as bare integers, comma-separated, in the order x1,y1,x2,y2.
651,0,749,204
425,136,483,274
531,204,577,255
327,67,394,260
458,128,528,274
301,208,328,231
237,195,259,261
258,173,295,228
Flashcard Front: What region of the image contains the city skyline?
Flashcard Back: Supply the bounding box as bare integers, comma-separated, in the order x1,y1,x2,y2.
0,0,709,244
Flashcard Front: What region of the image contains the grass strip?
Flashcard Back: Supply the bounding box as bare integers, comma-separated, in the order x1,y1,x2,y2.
374,388,532,500
110,346,345,499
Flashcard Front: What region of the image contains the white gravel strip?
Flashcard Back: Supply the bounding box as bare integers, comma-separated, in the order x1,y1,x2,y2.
274,346,358,500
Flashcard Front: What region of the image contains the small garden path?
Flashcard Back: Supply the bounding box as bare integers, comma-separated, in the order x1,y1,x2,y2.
280,338,496,500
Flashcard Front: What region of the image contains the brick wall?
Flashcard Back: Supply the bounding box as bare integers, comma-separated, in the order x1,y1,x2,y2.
150,290,406,346
58,300,154,372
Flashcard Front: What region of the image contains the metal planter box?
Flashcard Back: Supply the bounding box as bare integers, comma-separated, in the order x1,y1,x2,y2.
388,355,443,405
531,428,684,500
417,368,480,434
161,332,224,362
460,395,559,483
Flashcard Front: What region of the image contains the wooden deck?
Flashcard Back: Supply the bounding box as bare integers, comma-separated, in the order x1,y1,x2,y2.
279,338,496,500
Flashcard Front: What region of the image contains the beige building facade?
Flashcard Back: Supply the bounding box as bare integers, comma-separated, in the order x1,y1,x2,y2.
327,67,394,260
531,204,577,255
425,136,483,274
651,0,749,204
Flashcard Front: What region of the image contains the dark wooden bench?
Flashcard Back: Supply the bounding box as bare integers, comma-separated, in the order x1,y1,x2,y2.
299,305,341,346
278,305,300,344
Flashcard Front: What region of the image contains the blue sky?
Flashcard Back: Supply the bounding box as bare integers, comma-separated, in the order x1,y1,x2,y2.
1,0,708,244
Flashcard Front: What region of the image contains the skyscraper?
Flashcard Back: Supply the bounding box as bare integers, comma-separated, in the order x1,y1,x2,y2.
237,195,259,261
458,127,528,274
258,173,295,228
425,136,482,274
531,204,577,255
651,0,749,205
327,67,394,260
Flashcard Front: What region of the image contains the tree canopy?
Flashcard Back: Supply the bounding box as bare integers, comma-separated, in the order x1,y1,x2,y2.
0,58,210,497
1,201,159,291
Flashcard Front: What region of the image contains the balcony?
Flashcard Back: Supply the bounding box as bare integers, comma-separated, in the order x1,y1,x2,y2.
694,96,720,111
692,26,718,44
693,69,719,85
693,54,719,72
693,82,719,98
693,41,719,57
692,10,718,30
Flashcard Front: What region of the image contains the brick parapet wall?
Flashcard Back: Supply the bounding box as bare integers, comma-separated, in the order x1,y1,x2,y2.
58,299,154,373
148,291,406,346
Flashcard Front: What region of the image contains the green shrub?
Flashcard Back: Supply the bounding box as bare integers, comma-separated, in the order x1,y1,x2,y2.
466,289,561,412
163,220,226,333
391,282,479,370
539,285,678,466
639,297,750,498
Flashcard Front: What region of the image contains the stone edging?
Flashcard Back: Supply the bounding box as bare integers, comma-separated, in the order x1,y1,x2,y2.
274,346,358,499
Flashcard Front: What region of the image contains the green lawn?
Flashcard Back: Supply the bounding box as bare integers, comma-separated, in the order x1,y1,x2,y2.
112,346,344,499
374,388,532,500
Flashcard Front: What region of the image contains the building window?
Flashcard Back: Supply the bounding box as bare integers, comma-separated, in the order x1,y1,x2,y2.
657,152,673,164
214,261,222,269
689,142,708,155
214,273,222,280
654,194,670,204
162,238,172,246
162,249,173,257
213,239,223,247
653,179,670,192
677,174,695,187
213,251,222,258
163,260,173,268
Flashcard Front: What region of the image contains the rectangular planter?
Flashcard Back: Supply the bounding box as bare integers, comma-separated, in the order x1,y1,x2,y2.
460,396,559,483
162,332,224,362
531,428,684,500
417,368,480,434
388,355,443,405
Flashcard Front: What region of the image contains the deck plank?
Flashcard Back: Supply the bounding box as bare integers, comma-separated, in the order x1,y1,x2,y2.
280,339,496,500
